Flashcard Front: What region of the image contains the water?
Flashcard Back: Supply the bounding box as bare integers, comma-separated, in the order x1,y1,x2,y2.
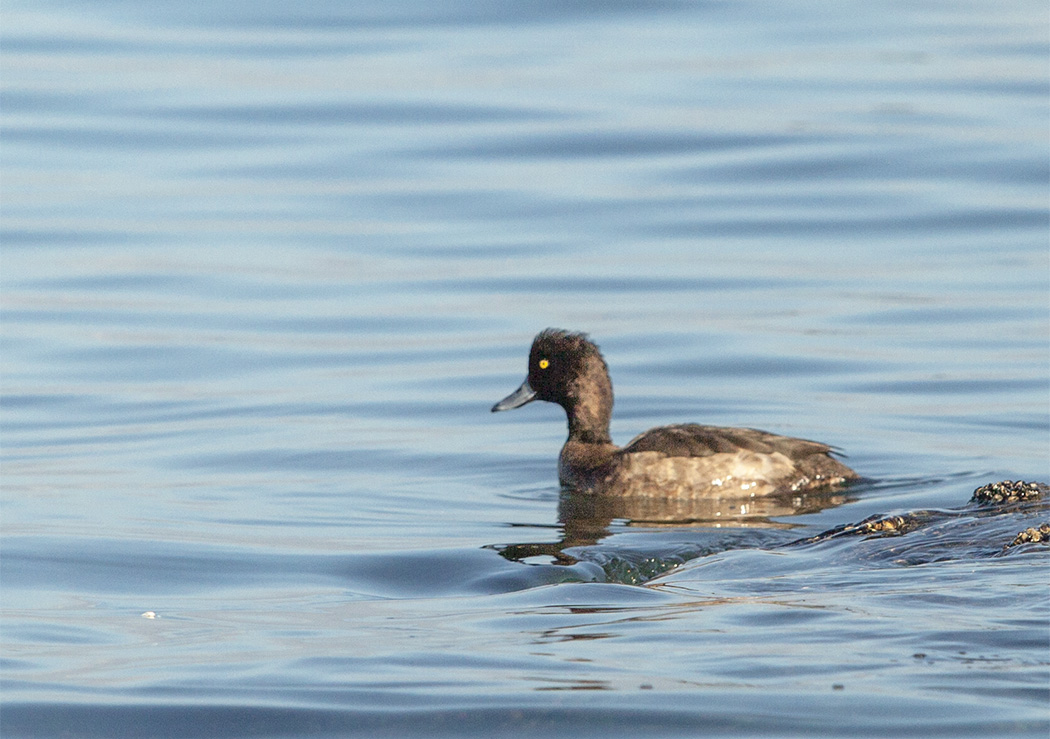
2,1,1048,736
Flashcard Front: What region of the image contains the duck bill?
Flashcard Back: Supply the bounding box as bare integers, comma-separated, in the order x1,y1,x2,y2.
491,379,537,412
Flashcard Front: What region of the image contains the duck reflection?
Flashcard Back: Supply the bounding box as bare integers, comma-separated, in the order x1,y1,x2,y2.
495,486,852,565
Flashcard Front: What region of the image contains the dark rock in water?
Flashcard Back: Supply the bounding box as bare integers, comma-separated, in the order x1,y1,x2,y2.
800,480,1049,556
1004,523,1050,549
798,512,927,543
970,480,1047,505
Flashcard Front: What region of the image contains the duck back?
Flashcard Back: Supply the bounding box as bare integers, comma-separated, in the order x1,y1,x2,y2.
582,424,857,498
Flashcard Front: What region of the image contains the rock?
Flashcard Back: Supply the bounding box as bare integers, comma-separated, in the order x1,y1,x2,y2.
970,480,1047,505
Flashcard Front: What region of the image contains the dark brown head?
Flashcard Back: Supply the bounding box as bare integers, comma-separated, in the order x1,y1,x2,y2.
492,329,614,443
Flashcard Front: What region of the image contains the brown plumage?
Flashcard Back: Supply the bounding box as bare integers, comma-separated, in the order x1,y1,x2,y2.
492,329,858,497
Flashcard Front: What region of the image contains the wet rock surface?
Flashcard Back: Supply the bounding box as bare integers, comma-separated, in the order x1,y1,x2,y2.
970,480,1048,505
797,480,1048,560
1005,523,1050,550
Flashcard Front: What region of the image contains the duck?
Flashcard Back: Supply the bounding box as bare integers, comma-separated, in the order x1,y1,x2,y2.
492,328,858,497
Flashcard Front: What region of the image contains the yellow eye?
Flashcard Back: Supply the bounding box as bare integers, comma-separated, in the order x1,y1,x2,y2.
539,358,550,369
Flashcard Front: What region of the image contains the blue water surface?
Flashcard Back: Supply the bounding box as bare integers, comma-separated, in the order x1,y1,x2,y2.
2,1,1048,737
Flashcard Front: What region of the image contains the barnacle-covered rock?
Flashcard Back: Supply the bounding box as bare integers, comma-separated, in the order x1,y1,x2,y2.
855,514,912,534
970,480,1047,505
1004,523,1050,550
800,481,1048,554
798,512,927,544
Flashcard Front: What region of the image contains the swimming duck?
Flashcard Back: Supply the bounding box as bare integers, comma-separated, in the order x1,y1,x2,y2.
492,329,858,497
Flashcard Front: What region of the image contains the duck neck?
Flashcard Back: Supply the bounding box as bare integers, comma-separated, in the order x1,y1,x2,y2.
568,419,613,445
565,364,614,446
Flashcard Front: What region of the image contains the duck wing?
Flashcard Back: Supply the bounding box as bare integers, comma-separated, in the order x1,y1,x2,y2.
621,423,836,460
